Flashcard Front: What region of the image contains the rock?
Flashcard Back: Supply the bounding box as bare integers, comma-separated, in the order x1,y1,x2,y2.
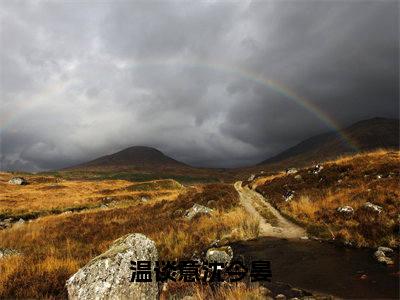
15,218,25,225
374,250,394,265
184,204,213,220
300,236,309,240
0,248,20,259
376,174,382,179
312,164,323,175
294,175,302,180
286,168,298,174
258,286,271,297
0,218,13,229
66,233,158,300
363,202,383,214
141,196,149,202
206,246,233,265
248,174,256,181
283,190,295,202
275,294,286,300
337,206,354,215
8,177,28,185
100,204,108,209
377,246,393,254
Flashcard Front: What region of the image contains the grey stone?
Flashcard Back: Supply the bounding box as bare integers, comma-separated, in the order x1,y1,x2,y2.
363,202,383,214
286,168,298,174
294,175,302,180
206,246,233,265
0,248,20,259
275,294,286,300
337,206,354,215
66,233,158,300
283,190,295,202
377,246,393,254
374,250,394,265
184,204,213,220
8,177,27,185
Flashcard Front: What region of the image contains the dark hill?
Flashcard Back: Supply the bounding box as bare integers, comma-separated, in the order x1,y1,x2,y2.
257,117,399,169
66,146,190,172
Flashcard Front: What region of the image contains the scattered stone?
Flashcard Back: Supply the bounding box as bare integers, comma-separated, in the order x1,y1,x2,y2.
377,246,393,254
8,177,28,185
286,168,298,174
363,202,383,214
66,233,158,300
100,204,108,209
376,174,382,179
141,196,149,202
0,248,20,259
294,175,302,180
374,250,394,265
275,294,286,300
312,164,323,175
206,246,233,265
184,204,213,220
0,218,13,229
337,206,354,215
248,174,256,181
283,190,295,202
16,218,25,224
62,211,73,215
360,274,368,280
337,179,343,183
300,236,309,240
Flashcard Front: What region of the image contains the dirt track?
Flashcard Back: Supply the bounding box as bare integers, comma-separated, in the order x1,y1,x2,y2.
234,181,306,239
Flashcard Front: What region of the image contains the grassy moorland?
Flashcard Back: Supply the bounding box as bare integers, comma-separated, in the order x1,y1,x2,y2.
0,177,259,298
0,173,182,219
254,150,400,248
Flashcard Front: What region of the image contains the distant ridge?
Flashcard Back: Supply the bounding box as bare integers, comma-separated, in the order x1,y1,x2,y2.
257,117,399,169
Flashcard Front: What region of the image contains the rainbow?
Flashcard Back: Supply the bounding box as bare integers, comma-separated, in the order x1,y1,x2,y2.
0,58,359,151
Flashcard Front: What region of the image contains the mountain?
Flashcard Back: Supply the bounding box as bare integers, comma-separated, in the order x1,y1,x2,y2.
66,146,191,172
257,118,399,170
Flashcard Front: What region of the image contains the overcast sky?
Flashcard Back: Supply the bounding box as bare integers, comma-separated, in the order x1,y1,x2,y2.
0,0,399,171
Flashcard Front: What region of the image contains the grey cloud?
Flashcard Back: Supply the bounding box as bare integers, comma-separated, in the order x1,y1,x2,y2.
0,0,398,171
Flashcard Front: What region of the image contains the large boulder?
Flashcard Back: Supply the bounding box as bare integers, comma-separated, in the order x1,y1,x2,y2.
66,233,158,300
184,204,213,220
8,177,27,185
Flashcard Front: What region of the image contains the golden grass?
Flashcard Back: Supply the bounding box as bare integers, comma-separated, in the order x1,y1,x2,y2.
0,173,181,218
255,150,400,247
0,182,258,298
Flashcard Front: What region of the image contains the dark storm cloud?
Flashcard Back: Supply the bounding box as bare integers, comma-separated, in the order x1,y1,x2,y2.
0,0,398,171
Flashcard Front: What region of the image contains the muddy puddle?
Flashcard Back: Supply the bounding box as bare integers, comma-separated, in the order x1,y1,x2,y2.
231,237,399,299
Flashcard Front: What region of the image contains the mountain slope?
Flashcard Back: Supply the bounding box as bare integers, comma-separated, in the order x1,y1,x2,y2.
66,146,191,172
257,118,399,169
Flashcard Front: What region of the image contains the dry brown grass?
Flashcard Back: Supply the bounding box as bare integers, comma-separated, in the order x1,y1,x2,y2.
0,173,181,218
255,150,400,247
0,182,258,298
161,281,271,300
